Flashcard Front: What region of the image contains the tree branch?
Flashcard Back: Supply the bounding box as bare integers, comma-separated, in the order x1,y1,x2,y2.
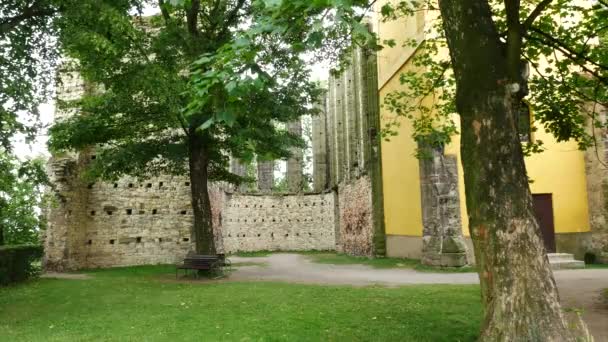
186,0,201,36
0,0,55,36
504,0,523,81
158,0,171,23
522,0,553,32
527,26,608,72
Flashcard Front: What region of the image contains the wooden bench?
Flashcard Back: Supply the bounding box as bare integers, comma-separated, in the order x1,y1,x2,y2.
176,254,231,278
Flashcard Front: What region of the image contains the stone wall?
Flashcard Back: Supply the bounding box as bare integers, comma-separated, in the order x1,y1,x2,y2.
44,164,336,270
584,103,608,262
318,43,386,256
222,193,335,252
337,176,374,255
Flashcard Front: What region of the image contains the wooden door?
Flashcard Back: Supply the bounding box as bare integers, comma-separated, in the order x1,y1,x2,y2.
532,194,556,253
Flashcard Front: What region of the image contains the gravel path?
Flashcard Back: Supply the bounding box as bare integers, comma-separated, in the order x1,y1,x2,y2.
230,253,608,340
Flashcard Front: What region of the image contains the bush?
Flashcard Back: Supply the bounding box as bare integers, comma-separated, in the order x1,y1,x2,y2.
0,244,43,286
584,252,597,265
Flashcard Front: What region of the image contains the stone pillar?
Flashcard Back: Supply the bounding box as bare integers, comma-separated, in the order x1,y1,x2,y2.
344,53,360,179
257,160,274,192
334,74,346,185
355,47,369,172
327,79,337,188
584,103,608,263
364,47,387,256
286,119,303,192
44,153,91,271
230,157,248,192
419,146,468,267
313,95,328,192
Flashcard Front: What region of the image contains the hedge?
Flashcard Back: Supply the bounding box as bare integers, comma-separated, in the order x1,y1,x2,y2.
0,244,43,286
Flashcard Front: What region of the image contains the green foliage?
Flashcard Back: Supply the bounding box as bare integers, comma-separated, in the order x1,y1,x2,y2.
0,0,59,150
378,0,608,154
0,151,49,246
0,244,43,285
49,0,320,184
0,264,482,341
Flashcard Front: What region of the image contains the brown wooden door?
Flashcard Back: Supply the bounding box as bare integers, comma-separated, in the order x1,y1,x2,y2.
532,194,556,253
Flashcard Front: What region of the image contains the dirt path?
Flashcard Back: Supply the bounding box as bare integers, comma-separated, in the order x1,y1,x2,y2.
229,253,608,340
554,269,608,341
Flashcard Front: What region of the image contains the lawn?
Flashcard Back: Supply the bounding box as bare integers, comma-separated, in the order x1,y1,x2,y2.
304,253,477,273
0,265,482,341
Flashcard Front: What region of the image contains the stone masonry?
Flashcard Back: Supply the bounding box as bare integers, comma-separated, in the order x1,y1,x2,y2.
584,102,608,263
418,147,468,267
45,39,387,269
317,43,387,256
44,155,336,269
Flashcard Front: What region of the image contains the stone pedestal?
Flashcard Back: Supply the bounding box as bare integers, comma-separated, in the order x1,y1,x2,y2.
419,147,469,267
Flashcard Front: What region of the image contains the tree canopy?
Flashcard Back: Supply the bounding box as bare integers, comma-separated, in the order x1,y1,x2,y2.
48,0,327,253
0,152,48,245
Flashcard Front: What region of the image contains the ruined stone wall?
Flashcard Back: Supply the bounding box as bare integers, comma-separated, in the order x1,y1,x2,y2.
337,176,374,255
45,170,336,269
222,193,335,252
584,104,608,263
419,148,468,267
321,44,386,256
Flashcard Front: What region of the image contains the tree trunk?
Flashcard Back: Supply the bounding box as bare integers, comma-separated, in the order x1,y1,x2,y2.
438,1,580,340
188,134,216,255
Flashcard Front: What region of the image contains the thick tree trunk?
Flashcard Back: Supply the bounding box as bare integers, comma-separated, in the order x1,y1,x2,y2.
437,1,582,340
188,135,216,255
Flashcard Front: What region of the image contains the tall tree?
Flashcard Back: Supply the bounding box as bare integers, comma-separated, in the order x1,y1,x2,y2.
246,0,606,339
0,0,59,150
49,0,318,254
0,152,48,246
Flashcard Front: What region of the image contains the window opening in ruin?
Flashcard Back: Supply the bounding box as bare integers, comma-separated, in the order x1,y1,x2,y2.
158,238,163,242
87,240,92,245
136,237,142,243
271,233,274,237
185,182,190,186
126,209,132,215
159,182,164,188
152,209,158,214
109,239,115,244
107,211,113,215
139,210,145,214
91,155,96,160
285,234,289,237
113,183,118,188
146,183,152,188
128,183,134,188
182,238,189,242
87,183,94,189
90,211,96,216
257,234,261,237
180,210,187,215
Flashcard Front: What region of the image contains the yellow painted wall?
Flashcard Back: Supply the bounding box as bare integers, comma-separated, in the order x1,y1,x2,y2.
375,1,590,237
526,126,590,233
379,61,424,237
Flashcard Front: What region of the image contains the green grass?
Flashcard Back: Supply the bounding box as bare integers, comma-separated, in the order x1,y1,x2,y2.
230,250,272,257
585,263,608,269
0,265,482,341
306,253,477,273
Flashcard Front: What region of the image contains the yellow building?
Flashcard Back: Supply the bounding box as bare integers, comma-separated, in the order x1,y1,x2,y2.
373,4,601,263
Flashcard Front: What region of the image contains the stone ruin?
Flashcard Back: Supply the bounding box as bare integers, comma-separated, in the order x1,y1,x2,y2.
43,46,391,270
